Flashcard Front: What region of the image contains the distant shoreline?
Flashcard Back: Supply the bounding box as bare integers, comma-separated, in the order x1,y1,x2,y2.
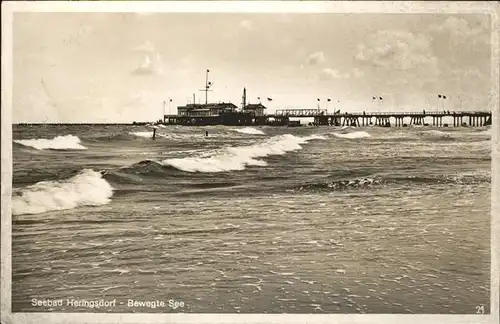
13,123,150,126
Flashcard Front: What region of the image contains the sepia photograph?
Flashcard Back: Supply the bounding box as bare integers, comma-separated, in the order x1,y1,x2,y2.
1,1,499,323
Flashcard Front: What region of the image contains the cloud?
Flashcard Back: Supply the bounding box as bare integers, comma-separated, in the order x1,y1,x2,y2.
131,53,164,76
352,68,364,78
355,30,437,72
429,16,490,45
354,30,441,91
319,68,348,80
318,67,364,80
306,52,326,66
239,20,254,31
134,40,156,53
131,40,165,76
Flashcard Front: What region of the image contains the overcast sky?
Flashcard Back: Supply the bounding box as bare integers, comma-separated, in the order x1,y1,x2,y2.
12,12,492,123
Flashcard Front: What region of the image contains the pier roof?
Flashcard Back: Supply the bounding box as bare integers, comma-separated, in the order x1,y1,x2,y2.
243,103,267,110
179,102,238,109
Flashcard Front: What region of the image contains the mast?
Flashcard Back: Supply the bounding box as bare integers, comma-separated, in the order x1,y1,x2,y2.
199,69,212,104
205,69,209,104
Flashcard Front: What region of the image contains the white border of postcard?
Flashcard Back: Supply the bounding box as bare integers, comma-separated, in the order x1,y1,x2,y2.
1,1,499,324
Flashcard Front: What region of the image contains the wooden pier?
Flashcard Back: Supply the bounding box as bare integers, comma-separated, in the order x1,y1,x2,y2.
271,110,492,127
162,110,491,127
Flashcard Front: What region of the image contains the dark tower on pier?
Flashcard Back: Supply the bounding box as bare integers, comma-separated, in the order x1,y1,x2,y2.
242,87,247,111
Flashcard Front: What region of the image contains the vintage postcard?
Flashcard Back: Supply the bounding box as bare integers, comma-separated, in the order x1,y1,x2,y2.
1,1,499,324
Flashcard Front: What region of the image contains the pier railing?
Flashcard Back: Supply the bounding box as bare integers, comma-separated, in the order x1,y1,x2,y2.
275,109,328,116
272,110,491,117
337,111,491,116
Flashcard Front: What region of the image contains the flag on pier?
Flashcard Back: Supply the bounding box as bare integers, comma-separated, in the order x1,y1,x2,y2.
335,109,341,114
438,95,442,98
327,98,331,102
317,98,320,101
379,97,383,100
267,97,273,101
443,95,447,99
372,96,376,100
169,99,172,102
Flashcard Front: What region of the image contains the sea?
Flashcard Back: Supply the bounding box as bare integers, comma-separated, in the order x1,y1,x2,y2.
11,124,491,314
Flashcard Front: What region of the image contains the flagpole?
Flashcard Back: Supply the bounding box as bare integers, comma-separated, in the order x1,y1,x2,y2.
205,69,209,104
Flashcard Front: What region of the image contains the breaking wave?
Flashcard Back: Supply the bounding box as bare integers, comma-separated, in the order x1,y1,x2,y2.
12,169,113,215
162,134,325,173
129,131,154,139
102,160,183,184
14,135,87,150
333,131,371,139
294,172,490,193
232,127,265,135
294,177,381,193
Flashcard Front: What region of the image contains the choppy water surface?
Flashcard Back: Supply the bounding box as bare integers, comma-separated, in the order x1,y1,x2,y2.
12,124,491,313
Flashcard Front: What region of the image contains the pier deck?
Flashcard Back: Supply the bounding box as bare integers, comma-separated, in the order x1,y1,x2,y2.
270,110,492,127
164,110,491,127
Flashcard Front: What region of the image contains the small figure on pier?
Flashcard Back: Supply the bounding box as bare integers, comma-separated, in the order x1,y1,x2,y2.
205,130,209,137
152,128,156,140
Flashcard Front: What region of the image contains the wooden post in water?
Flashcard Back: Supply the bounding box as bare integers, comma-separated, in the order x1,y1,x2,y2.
152,128,156,140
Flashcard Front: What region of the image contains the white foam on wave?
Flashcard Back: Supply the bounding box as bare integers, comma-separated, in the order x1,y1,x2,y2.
232,127,265,135
130,131,154,138
162,134,325,172
12,169,113,215
333,131,371,139
14,135,87,150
